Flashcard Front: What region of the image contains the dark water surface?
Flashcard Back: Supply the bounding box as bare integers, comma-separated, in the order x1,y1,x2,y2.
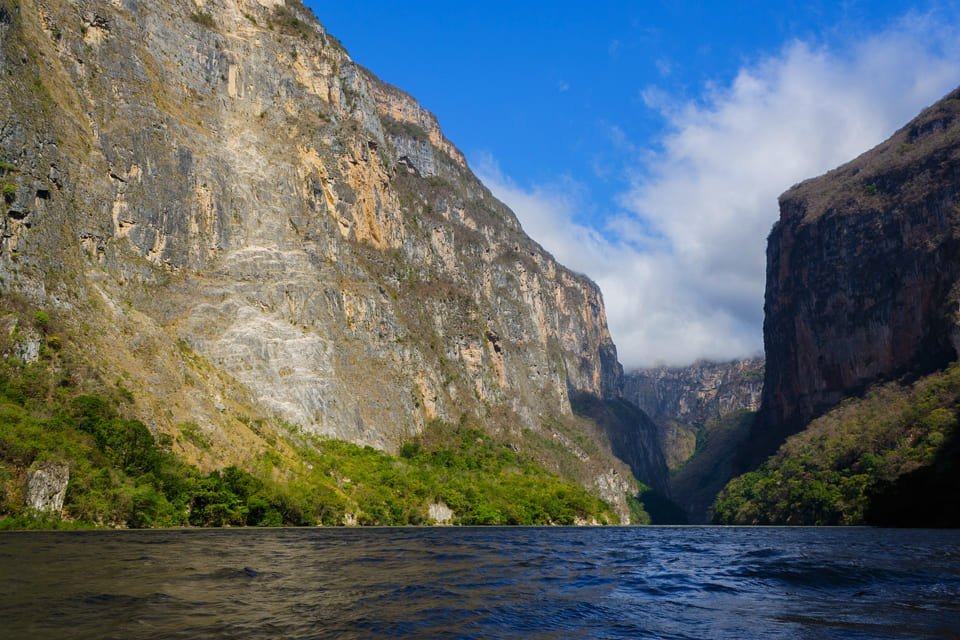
1,527,959,639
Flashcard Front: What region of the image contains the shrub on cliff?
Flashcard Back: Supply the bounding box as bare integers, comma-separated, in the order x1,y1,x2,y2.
189,11,214,28
713,363,960,525
0,354,617,528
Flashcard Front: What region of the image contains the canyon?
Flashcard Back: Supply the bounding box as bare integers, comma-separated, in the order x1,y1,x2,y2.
2,0,958,528
0,0,669,524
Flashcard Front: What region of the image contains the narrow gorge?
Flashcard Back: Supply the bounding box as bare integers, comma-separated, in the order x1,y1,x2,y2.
2,0,957,530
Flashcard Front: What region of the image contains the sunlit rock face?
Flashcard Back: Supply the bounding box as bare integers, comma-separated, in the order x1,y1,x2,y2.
754,87,960,461
0,0,658,518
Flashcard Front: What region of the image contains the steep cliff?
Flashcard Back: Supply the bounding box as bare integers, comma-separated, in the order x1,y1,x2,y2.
753,86,960,462
0,0,655,520
623,358,763,469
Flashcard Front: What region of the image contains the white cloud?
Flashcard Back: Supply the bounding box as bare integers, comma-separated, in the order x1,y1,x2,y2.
477,13,960,370
654,57,673,78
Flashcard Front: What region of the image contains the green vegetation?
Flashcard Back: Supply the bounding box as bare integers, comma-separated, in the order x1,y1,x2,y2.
189,11,215,29
0,340,616,528
2,183,15,203
635,487,687,524
713,363,960,525
383,116,430,143
670,410,756,523
0,355,284,528
269,2,314,40
178,421,211,450
32,310,49,329
626,493,651,525
275,419,615,526
284,0,316,20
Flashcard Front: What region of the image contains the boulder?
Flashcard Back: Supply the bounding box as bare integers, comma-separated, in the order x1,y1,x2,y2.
25,461,69,514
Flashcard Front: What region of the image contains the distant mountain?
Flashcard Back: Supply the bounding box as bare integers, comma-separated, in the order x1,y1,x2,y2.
623,358,763,469
619,359,761,523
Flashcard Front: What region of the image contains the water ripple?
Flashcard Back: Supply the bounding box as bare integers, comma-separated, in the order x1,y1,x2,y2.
0,527,958,639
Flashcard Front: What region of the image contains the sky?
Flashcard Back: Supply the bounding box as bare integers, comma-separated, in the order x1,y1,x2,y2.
308,1,960,370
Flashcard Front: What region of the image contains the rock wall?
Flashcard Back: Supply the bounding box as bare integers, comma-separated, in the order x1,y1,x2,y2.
623,358,763,469
0,0,650,514
754,87,960,461
569,392,670,492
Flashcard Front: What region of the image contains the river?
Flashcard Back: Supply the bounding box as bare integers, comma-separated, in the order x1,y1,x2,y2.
1,526,958,638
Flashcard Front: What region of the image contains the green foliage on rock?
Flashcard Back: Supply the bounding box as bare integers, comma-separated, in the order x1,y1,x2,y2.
0,354,616,528
269,2,314,40
274,419,616,526
189,11,215,29
626,493,651,525
713,363,960,525
670,410,757,523
177,421,211,451
0,356,277,528
32,310,49,329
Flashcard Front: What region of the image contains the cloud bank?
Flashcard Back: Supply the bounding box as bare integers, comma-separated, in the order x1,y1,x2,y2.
476,14,960,370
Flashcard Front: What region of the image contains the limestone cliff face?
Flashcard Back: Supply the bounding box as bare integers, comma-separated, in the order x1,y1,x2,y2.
0,0,641,514
755,87,960,460
623,358,763,469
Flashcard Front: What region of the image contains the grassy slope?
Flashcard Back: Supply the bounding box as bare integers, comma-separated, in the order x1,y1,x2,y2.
0,308,623,528
713,363,960,525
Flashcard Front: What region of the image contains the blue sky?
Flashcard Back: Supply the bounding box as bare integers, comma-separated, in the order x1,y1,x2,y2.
308,1,960,369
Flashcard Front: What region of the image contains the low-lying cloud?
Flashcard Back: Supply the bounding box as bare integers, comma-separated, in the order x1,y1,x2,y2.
476,13,960,370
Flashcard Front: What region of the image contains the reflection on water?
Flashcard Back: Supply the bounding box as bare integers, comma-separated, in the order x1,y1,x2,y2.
1,527,959,639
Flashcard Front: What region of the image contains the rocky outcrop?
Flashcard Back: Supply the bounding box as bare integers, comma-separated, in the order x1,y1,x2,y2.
754,86,960,462
25,461,69,513
363,71,467,179
0,0,652,516
623,358,763,469
427,502,454,525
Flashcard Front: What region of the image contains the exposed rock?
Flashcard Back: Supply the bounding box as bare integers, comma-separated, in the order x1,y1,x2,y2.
364,71,467,179
623,358,763,469
13,334,41,363
0,0,656,515
591,468,635,524
754,86,960,463
427,501,454,525
25,461,69,513
5,320,42,363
